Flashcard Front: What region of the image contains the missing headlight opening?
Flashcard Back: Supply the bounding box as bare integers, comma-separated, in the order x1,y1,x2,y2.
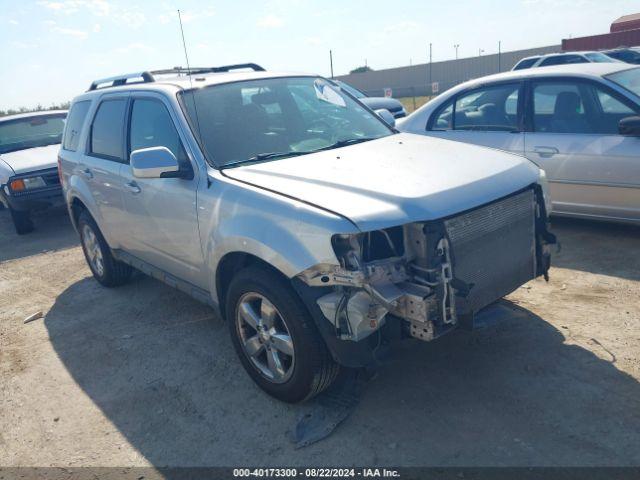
298,187,556,344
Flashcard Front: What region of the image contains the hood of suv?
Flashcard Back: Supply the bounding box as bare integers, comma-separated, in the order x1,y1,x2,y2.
222,133,540,232
0,144,60,176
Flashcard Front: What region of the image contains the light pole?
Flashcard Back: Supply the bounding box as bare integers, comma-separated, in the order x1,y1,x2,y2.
329,49,334,78
498,40,502,72
454,44,459,60
428,43,432,95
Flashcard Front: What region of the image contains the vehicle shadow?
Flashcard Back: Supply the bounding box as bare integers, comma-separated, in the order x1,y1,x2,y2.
549,216,640,281
0,206,78,263
44,276,640,466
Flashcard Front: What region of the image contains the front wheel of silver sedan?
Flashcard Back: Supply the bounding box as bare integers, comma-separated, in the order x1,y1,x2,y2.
225,266,339,403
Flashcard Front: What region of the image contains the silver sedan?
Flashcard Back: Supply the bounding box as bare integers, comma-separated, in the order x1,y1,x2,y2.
399,63,640,224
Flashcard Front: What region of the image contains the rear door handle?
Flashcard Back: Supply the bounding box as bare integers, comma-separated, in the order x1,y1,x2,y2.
533,146,559,157
81,168,94,179
124,181,141,194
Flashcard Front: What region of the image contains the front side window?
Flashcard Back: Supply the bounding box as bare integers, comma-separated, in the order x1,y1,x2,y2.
179,76,392,168
532,81,638,134
129,99,188,165
63,101,91,151
447,83,520,131
0,113,66,155
533,83,586,133
90,99,127,160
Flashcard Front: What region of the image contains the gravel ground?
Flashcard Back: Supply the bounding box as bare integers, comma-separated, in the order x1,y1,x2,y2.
1,206,639,467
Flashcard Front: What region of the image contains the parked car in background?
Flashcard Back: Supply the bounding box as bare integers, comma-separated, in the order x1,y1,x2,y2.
0,110,67,234
603,47,640,64
399,63,640,224
331,79,407,119
512,51,621,70
59,64,554,403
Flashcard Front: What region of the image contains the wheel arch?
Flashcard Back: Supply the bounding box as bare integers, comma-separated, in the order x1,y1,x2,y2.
215,252,290,319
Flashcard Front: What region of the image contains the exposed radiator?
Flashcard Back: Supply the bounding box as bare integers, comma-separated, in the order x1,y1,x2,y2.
444,188,536,314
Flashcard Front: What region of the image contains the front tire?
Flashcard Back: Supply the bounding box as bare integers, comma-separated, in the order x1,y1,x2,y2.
9,207,34,235
225,266,339,403
78,210,132,287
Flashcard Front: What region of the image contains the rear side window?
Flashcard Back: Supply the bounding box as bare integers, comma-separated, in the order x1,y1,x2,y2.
90,99,127,160
539,55,588,67
431,83,520,132
62,101,90,151
129,99,188,165
513,58,538,70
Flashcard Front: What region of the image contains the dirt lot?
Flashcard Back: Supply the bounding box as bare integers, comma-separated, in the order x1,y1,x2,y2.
1,206,639,467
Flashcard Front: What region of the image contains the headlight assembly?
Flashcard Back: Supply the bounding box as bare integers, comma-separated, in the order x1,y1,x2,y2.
9,176,46,192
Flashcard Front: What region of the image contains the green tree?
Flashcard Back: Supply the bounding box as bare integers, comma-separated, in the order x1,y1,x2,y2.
349,66,373,74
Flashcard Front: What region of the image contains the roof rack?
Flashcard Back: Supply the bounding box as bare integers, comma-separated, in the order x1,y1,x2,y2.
87,63,265,91
150,63,265,76
88,72,154,91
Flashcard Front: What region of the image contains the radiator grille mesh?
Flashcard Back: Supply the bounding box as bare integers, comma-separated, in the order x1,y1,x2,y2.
444,189,536,314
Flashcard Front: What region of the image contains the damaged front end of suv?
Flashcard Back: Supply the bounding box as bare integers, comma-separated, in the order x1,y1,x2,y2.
294,185,556,367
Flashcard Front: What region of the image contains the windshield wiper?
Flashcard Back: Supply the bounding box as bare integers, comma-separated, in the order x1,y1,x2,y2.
221,151,309,168
315,137,378,152
220,137,381,168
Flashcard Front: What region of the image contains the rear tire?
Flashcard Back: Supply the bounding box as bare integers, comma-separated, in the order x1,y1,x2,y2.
225,266,339,403
77,210,132,287
9,207,34,235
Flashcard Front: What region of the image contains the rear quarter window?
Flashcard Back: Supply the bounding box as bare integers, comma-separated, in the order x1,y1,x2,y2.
62,101,91,152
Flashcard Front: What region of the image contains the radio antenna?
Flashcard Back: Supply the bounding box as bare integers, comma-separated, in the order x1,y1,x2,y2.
177,9,204,157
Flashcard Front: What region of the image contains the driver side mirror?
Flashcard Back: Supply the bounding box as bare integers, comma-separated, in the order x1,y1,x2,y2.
619,116,640,136
374,109,396,128
130,146,182,179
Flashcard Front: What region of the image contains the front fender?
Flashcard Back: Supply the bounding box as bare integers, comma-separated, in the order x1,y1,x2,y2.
201,172,359,304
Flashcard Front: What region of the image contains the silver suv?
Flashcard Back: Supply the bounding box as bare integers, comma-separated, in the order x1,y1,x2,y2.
59,64,556,403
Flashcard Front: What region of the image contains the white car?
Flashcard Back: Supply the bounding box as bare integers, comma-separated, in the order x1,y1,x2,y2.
0,110,67,234
399,63,640,224
512,51,621,70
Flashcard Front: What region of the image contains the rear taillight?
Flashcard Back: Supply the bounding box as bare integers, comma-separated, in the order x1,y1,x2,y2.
57,157,64,188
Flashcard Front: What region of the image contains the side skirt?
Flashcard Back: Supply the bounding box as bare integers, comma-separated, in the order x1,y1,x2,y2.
112,249,220,313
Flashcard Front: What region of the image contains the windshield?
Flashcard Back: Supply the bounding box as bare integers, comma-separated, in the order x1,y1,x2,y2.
335,81,367,99
607,67,640,99
179,76,392,168
584,52,619,63
0,114,66,155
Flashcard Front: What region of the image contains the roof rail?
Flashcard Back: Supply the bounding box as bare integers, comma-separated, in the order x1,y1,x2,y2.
88,71,154,91
150,63,265,76
88,63,265,91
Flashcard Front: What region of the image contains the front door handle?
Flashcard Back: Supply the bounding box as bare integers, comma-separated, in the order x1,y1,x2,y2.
124,181,141,194
81,168,93,179
533,146,559,157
